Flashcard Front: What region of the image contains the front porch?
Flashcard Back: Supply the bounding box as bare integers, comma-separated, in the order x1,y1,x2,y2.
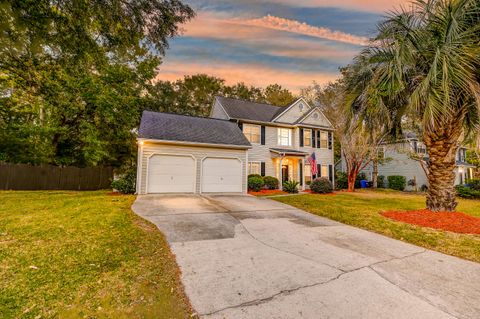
270,149,311,191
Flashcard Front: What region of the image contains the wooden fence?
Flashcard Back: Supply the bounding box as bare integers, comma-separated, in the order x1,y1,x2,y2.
0,163,114,190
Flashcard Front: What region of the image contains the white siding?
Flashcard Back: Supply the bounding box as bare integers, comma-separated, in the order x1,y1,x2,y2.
301,109,332,128
274,99,311,124
138,142,247,194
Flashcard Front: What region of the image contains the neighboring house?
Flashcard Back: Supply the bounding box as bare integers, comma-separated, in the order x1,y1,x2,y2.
352,133,475,190
136,96,335,194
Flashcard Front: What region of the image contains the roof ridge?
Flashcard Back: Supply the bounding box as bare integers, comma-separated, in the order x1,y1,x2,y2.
142,110,233,123
216,95,284,109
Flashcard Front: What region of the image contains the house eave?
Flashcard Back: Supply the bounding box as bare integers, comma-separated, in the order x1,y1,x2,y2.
137,138,252,150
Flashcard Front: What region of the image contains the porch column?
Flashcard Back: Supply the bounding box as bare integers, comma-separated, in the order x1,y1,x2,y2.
279,157,283,190
301,158,305,191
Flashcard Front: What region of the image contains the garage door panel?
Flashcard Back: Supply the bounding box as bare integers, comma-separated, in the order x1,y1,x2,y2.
148,155,195,193
202,158,242,193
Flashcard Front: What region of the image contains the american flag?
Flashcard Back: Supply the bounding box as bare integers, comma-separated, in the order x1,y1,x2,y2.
307,152,317,176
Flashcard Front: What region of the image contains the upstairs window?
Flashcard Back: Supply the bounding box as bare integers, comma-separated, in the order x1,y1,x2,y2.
320,131,328,148
278,128,292,146
303,129,312,147
243,124,260,144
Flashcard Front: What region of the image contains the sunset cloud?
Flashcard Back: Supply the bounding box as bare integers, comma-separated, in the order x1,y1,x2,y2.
238,15,369,46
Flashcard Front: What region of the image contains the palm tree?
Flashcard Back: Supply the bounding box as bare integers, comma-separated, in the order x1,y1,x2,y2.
347,0,480,211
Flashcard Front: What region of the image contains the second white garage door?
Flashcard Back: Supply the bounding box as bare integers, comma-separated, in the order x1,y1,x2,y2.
147,154,195,193
202,158,243,193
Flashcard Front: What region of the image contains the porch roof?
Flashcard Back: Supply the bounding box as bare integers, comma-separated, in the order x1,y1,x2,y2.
270,148,309,156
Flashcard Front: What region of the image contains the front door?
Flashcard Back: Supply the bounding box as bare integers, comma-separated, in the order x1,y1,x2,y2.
282,165,289,183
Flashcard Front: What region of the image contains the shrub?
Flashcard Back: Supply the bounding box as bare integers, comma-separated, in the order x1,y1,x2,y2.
466,179,480,190
248,174,262,179
248,176,264,191
377,175,386,188
283,180,299,193
263,176,279,190
335,171,348,189
111,167,136,194
387,175,406,191
420,184,428,192
310,177,333,194
456,185,480,199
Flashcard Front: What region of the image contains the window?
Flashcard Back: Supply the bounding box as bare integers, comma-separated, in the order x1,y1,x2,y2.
243,124,260,144
321,165,328,178
278,128,292,146
248,162,261,175
303,129,312,147
320,131,328,148
305,164,312,183
416,142,426,155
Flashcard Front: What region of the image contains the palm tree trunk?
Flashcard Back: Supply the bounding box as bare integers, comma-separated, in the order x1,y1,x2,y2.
425,138,458,212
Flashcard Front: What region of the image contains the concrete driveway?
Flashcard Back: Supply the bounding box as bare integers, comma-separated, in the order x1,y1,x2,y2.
132,194,480,319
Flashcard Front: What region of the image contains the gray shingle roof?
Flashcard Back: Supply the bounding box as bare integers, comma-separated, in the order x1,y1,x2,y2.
216,96,287,122
139,111,251,147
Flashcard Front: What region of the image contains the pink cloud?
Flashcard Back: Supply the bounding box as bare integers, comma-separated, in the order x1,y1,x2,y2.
266,0,412,12
239,15,368,46
155,61,339,93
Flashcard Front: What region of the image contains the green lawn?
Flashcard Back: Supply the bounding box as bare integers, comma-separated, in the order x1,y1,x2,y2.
274,190,480,263
0,191,193,319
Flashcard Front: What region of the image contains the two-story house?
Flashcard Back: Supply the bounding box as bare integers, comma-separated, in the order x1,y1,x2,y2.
135,96,334,194
357,133,475,190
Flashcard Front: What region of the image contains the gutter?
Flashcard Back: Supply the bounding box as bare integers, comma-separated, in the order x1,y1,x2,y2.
137,138,252,150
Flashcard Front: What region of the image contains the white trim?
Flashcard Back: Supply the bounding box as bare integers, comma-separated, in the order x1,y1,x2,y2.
145,152,197,194
248,161,262,175
136,143,143,194
297,106,334,128
138,138,251,150
243,123,261,145
199,156,244,194
271,97,310,122
245,151,249,192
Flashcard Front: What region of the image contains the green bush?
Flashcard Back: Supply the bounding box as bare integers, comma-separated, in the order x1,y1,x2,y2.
377,175,386,188
111,167,136,194
248,176,264,191
263,176,279,190
335,171,348,189
283,180,299,193
248,174,262,179
387,175,406,191
310,177,333,194
456,185,480,199
466,179,480,190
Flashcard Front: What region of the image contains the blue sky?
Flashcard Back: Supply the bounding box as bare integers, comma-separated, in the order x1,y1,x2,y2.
157,0,408,92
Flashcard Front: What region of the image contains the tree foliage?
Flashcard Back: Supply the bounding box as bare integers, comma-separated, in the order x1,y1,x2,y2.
0,0,194,166
347,0,480,211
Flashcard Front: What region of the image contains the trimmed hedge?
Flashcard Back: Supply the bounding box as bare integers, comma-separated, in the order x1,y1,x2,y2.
387,175,406,191
263,176,279,190
310,177,333,194
248,176,264,191
456,185,480,199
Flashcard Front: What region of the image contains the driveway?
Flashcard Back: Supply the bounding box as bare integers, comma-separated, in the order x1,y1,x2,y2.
132,194,480,319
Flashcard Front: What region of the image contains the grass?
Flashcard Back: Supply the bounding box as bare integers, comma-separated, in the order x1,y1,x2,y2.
0,191,193,319
273,189,480,263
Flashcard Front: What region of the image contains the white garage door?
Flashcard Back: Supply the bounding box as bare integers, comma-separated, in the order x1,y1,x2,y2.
147,155,195,193
202,158,242,193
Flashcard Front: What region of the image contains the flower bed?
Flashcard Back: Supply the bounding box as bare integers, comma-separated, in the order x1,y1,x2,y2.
248,189,287,196
381,209,480,234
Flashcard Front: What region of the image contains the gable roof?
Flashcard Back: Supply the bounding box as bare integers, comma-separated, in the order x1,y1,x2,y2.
270,98,307,122
139,111,251,148
215,96,286,122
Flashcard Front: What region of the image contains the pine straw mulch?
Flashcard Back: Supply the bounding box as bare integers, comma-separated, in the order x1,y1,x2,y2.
381,209,480,234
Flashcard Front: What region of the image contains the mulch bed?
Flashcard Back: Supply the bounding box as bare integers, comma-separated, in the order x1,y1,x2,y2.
248,189,288,196
381,209,480,234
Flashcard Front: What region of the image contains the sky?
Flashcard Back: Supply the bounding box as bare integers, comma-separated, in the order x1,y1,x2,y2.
157,0,410,93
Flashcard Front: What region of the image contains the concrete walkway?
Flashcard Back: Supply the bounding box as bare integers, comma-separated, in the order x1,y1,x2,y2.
132,194,480,319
